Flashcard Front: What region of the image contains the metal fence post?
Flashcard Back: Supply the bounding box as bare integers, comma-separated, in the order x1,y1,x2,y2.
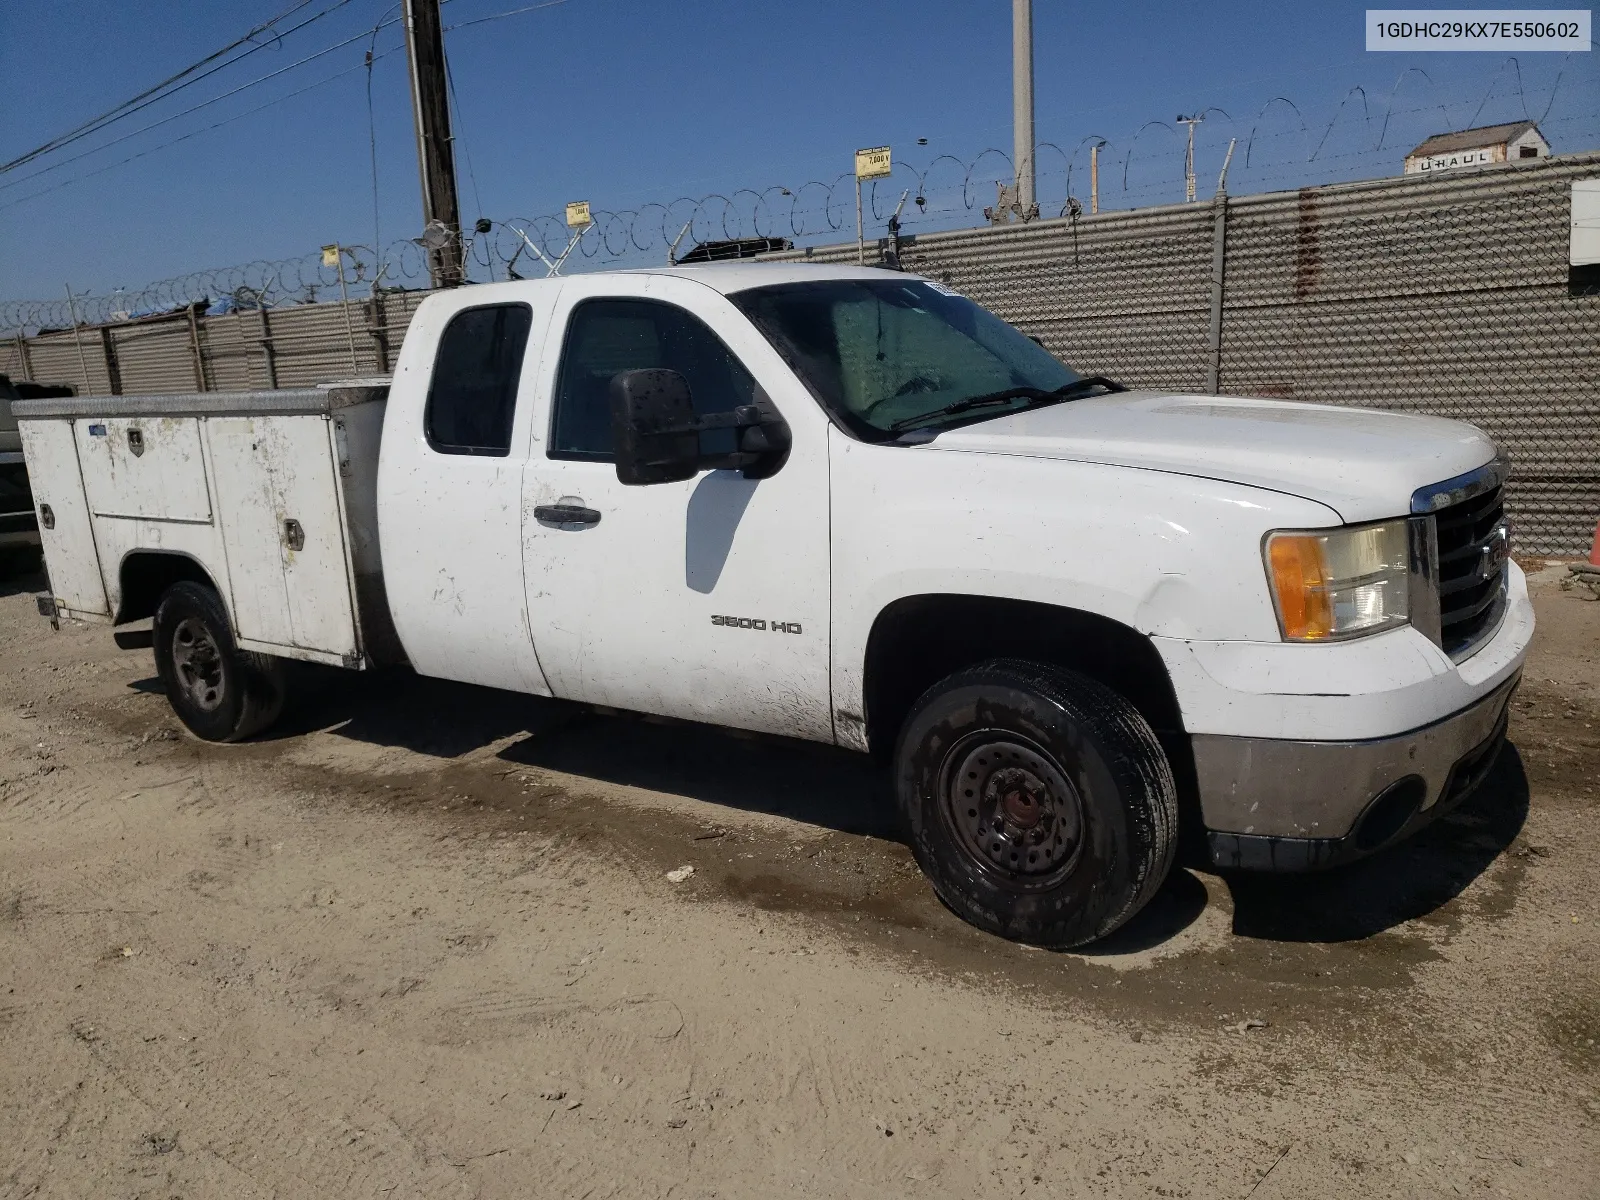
187,304,208,391
63,284,92,393
256,305,278,390
99,326,123,395
12,330,31,381
1205,194,1228,394
366,292,391,375
1205,139,1237,395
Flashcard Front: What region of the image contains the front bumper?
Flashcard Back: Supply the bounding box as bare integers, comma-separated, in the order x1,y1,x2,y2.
1155,560,1533,872
1199,672,1517,871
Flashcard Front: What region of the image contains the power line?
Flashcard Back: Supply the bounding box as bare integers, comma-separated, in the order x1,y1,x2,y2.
444,49,484,220
0,0,578,204
366,48,385,266
0,18,404,195
0,53,395,214
442,0,571,33
0,0,358,175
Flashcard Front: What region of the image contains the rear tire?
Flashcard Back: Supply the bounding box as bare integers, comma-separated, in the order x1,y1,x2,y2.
152,581,285,742
895,658,1177,948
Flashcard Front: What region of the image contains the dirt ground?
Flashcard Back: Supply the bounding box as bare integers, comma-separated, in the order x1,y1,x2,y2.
0,562,1596,1200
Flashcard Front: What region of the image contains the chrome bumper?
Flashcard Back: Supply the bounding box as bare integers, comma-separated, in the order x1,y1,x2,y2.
1199,673,1519,872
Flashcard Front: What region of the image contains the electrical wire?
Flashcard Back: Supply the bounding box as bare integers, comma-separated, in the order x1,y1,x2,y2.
0,0,583,210
444,53,484,225
443,0,571,33
0,53,397,214
366,50,384,267
0,0,359,175
0,18,403,194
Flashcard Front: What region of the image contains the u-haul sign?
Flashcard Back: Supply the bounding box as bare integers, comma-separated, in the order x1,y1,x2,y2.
1406,147,1497,174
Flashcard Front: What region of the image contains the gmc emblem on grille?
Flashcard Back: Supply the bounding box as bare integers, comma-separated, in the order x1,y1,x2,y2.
1478,525,1510,580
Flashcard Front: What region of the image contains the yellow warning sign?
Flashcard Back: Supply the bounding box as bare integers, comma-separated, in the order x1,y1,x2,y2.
854,146,893,179
565,201,592,228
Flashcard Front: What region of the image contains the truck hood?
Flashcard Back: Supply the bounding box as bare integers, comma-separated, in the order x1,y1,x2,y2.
926,391,1497,523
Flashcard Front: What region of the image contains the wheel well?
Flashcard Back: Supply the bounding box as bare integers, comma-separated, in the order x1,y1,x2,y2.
862,594,1201,848
116,552,219,625
863,594,1186,751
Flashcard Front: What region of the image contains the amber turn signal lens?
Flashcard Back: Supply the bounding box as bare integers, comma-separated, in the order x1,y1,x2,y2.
1264,520,1409,642
1268,534,1334,640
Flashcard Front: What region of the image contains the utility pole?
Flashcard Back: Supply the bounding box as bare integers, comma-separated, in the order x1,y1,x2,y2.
403,0,464,287
1012,0,1036,218
1177,113,1204,203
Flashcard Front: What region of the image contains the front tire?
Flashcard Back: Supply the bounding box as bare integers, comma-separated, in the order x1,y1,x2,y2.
896,658,1178,948
152,581,285,742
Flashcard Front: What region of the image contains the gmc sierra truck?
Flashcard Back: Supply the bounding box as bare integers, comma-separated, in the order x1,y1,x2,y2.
13,263,1530,947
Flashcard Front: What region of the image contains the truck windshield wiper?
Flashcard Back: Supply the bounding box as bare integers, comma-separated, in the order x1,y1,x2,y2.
887,376,1127,433
1052,375,1126,399
888,386,1052,432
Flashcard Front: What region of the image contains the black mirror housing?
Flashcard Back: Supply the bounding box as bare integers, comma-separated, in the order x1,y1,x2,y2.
609,368,793,486
610,368,701,485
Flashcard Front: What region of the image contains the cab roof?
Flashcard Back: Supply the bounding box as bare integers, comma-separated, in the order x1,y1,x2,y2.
622,262,915,294
476,262,917,298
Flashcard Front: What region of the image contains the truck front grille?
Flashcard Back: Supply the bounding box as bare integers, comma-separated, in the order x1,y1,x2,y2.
1433,481,1508,660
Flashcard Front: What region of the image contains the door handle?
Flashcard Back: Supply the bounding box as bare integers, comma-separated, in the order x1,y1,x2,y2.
534,503,602,528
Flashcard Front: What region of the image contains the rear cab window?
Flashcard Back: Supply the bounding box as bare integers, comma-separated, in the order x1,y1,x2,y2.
424,303,534,456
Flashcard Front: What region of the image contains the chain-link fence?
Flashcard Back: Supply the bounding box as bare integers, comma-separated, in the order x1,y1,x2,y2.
770,151,1600,557
3,153,1597,554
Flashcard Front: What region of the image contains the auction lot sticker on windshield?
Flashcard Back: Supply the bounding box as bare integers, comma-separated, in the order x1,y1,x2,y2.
1367,10,1590,50
923,280,963,298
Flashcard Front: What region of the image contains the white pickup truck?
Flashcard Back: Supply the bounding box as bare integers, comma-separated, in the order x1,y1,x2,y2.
14,263,1532,947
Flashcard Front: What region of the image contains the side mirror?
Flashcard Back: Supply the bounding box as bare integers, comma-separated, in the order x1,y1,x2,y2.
609,368,794,486
610,368,701,485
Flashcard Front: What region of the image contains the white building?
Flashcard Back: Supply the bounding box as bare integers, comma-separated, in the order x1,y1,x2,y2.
1404,121,1550,175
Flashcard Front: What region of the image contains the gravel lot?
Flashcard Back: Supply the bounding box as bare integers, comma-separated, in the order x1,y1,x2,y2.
1,561,1596,1199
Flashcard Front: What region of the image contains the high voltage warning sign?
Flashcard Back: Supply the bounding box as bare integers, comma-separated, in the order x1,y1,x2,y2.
855,146,892,179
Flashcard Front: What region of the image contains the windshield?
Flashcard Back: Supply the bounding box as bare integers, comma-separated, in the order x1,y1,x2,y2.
728,279,1082,439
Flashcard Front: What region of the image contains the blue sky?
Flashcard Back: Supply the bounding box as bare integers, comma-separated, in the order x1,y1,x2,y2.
0,0,1595,305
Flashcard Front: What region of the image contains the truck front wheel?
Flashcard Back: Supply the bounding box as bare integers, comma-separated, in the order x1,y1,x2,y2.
895,659,1178,948
152,581,285,742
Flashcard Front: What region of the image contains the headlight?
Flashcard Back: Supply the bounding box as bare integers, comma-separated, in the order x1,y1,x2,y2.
1264,519,1409,641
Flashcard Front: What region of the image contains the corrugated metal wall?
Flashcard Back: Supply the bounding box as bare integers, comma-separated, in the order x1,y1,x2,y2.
111,317,200,395
4,291,434,397
6,153,1596,552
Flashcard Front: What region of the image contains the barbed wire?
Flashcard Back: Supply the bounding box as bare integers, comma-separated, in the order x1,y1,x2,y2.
4,63,1595,333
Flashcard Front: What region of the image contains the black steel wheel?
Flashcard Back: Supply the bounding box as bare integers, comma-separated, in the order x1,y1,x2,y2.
152,581,285,742
941,732,1085,885
896,658,1178,948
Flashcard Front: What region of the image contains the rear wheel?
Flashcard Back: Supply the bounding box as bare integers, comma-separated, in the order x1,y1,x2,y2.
152,581,285,742
895,658,1177,948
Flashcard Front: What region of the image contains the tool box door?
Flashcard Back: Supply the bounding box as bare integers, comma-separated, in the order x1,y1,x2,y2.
18,419,110,616
206,415,359,658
